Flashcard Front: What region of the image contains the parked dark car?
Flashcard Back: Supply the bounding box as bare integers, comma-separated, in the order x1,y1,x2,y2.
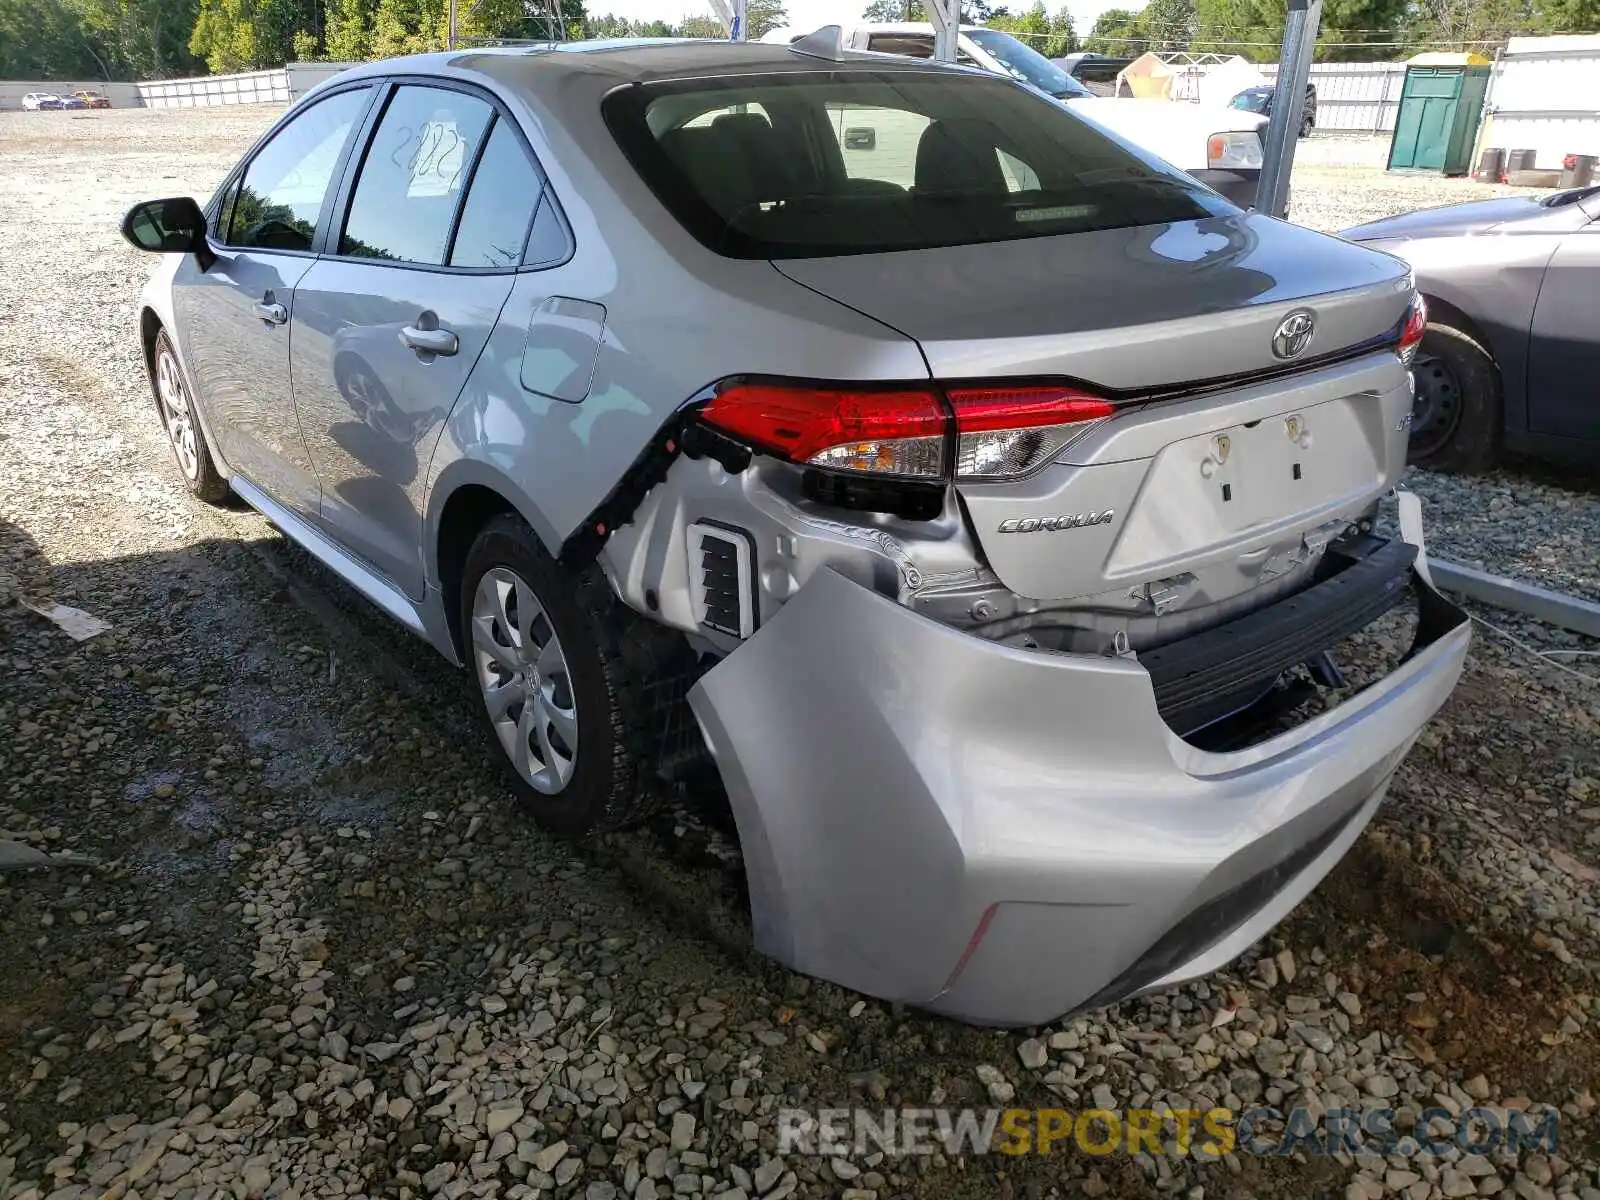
1230,83,1317,137
1344,186,1600,471
1054,52,1133,96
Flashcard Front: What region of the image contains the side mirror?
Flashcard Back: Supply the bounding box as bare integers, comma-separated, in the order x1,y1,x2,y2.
121,196,214,269
843,126,876,151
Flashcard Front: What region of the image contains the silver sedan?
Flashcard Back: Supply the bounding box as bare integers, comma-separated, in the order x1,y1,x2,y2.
122,39,1466,1025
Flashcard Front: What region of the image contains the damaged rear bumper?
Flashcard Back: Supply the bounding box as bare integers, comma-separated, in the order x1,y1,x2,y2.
688,555,1469,1028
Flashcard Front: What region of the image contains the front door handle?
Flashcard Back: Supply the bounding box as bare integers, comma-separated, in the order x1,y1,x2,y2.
252,299,287,325
399,321,459,358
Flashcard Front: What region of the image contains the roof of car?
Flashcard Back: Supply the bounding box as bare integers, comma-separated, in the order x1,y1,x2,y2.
319,35,976,97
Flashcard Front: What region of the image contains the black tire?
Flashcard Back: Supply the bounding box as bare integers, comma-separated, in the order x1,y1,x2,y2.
1407,321,1502,474
151,329,229,503
460,513,688,834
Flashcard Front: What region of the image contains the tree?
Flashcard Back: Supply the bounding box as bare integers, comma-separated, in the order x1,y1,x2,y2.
1140,0,1194,48
745,0,787,36
987,0,1050,49
679,12,722,35
1045,5,1077,54
1196,0,1412,61
861,0,1008,20
324,0,375,58
862,0,923,17
370,0,437,54
1084,5,1146,52
189,0,262,71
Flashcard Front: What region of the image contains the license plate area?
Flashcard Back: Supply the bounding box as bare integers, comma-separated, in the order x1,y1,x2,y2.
1105,394,1384,579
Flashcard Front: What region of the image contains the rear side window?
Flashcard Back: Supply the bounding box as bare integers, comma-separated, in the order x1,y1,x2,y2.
605,71,1229,259
449,118,543,269
228,87,370,251
341,85,493,264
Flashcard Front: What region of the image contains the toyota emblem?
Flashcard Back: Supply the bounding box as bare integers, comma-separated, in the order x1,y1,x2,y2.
1272,309,1316,360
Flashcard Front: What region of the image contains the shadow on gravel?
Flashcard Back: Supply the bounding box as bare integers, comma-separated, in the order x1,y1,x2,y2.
4,509,1598,1198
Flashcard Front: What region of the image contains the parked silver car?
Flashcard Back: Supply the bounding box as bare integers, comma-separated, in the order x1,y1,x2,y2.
122,39,1468,1026
1343,186,1600,472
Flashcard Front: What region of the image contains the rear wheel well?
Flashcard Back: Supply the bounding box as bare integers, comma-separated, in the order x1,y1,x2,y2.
436,484,518,658
1420,293,1495,361
139,308,163,382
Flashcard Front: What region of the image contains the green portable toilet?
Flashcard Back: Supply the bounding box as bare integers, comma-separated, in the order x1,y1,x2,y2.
1388,52,1493,175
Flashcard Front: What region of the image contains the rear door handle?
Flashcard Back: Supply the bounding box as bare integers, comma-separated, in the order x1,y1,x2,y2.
399,324,459,357
253,300,287,325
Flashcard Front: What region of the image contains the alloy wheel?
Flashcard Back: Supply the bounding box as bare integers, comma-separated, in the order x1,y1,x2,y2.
470,566,578,794
155,345,200,480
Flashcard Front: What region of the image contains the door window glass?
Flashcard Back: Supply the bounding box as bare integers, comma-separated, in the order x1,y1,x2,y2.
449,117,543,269
227,88,370,252
341,85,494,265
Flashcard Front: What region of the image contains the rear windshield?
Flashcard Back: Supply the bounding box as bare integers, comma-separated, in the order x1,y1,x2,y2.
603,70,1232,259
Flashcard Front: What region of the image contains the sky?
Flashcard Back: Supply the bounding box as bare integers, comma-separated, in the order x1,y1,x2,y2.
591,0,1131,40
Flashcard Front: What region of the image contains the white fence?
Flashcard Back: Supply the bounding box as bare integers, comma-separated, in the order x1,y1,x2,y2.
1481,35,1600,169
1260,62,1407,133
136,62,353,109
0,80,143,110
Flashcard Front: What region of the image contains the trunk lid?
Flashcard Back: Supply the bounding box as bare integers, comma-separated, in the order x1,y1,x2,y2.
773,210,1411,389
775,213,1416,606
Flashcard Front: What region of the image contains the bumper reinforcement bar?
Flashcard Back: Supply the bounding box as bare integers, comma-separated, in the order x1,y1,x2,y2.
1141,537,1419,734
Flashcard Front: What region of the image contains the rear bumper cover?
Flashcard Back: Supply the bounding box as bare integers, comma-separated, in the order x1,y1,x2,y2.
689,546,1468,1027
1191,166,1263,208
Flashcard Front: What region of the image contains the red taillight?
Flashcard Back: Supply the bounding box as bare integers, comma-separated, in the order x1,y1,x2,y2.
1398,293,1428,365
699,382,948,478
698,378,1117,482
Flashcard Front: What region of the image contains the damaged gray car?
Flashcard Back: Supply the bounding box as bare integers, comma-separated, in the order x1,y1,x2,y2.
122,38,1469,1026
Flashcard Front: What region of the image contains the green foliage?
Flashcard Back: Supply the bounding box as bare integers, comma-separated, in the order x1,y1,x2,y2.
8,0,1596,89
0,0,203,78
1140,0,1194,48
585,0,780,40
678,13,722,35
1194,0,1412,61
861,0,1008,20
987,1,1049,49
745,0,788,37
862,0,923,18
1046,5,1077,54
189,0,261,71
323,0,374,58
1084,5,1145,52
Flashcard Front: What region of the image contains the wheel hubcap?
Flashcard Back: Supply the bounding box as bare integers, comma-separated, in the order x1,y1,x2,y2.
156,347,200,480
1410,355,1463,460
471,567,578,794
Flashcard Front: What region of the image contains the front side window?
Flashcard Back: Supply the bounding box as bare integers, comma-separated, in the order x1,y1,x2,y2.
341,85,494,265
227,87,370,252
606,71,1228,259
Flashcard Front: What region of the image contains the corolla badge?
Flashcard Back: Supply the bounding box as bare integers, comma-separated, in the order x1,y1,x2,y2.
1271,309,1317,360
997,510,1115,534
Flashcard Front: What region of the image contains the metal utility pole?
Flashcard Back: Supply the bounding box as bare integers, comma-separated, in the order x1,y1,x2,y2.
926,0,960,61
708,0,748,39
1255,0,1321,218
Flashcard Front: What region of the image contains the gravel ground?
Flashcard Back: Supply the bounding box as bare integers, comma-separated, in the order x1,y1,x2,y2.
2,107,1599,1200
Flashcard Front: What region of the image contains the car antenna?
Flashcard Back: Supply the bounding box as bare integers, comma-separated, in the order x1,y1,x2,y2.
789,25,845,62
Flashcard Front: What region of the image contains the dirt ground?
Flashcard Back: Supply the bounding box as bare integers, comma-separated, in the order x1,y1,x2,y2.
1,106,1597,1200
